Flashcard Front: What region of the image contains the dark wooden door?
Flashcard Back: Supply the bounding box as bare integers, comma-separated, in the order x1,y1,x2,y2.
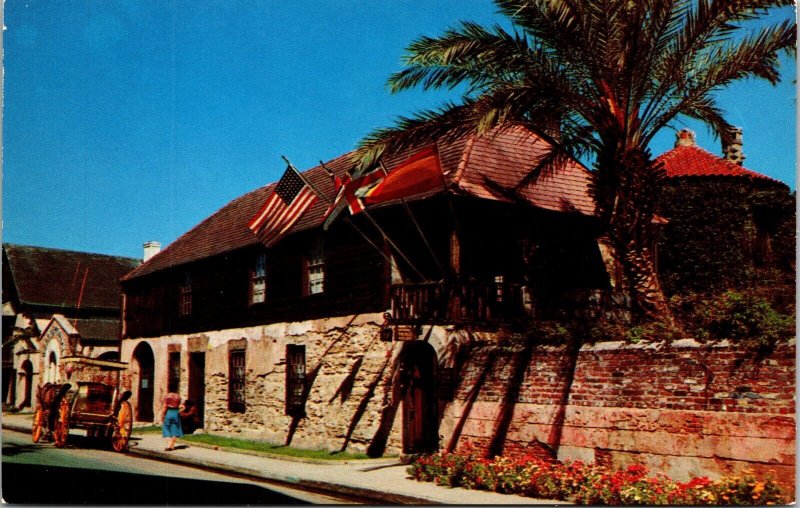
134,343,155,421
188,352,205,426
137,366,154,421
401,342,438,454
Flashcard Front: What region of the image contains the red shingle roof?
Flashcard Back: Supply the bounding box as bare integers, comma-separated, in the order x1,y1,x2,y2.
4,244,140,310
656,145,784,185
123,126,595,281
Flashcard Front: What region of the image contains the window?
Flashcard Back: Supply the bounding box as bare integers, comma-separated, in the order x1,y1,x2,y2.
228,349,246,413
250,252,267,304
285,345,306,417
494,275,505,303
305,239,325,295
168,352,180,393
48,352,58,384
179,272,192,316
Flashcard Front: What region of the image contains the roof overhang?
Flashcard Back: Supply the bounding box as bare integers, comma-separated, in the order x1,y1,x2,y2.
61,356,128,371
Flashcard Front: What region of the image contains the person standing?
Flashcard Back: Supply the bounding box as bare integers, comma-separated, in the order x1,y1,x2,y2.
162,391,183,450
179,399,201,435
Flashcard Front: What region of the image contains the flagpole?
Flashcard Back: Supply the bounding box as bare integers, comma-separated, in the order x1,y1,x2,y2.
378,159,446,277
317,160,426,281
279,156,397,272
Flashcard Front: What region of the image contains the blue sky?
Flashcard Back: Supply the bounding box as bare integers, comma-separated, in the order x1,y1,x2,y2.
3,1,796,259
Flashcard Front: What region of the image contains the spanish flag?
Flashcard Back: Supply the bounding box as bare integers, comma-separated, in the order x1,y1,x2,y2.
363,146,445,205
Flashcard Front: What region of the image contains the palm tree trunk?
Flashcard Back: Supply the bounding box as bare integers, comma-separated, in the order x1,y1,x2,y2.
596,145,675,324
623,238,673,323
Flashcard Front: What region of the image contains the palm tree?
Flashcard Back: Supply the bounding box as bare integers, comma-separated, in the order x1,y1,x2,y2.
355,0,795,323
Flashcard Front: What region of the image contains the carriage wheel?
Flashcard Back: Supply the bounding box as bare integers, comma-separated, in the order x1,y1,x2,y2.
53,398,70,448
31,407,45,443
111,400,133,452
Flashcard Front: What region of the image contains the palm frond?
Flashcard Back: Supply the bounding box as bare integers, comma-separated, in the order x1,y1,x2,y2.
695,19,796,88
641,93,734,148
642,18,795,142
353,100,484,170
655,0,793,88
388,22,556,97
678,96,736,146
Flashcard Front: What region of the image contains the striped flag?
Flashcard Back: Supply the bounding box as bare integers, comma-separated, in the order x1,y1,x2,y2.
248,165,318,247
321,169,384,230
363,146,443,206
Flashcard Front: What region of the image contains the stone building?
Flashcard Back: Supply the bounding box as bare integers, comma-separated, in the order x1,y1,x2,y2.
119,125,607,449
655,129,795,293
2,244,140,409
118,125,794,487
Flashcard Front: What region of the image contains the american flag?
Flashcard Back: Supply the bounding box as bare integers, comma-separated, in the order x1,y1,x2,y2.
248,166,318,247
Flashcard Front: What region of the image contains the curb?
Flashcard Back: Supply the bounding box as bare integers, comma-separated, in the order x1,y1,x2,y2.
126,446,436,505
4,423,31,434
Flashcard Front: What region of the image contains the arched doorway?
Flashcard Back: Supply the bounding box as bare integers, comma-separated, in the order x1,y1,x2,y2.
400,342,439,454
96,351,119,362
18,360,33,409
132,342,155,421
47,351,58,384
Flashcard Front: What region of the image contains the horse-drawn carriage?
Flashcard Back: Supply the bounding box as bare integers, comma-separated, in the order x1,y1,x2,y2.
32,381,133,452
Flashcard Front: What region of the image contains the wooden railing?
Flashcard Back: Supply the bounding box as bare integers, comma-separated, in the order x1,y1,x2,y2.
389,279,524,325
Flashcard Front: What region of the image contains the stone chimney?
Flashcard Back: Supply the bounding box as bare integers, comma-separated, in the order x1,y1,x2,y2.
674,129,696,147
723,127,745,165
143,241,161,262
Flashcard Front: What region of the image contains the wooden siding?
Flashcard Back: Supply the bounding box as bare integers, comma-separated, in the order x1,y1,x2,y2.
122,196,609,338
123,221,389,338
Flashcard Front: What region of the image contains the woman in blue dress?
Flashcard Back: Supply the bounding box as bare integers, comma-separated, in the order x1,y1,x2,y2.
162,391,183,450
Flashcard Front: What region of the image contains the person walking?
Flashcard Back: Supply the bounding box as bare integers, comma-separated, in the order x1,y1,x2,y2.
162,391,183,450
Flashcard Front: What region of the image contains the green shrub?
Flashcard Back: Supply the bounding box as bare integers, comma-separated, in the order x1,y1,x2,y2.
657,181,795,295
677,290,794,350
585,318,685,344
624,321,685,343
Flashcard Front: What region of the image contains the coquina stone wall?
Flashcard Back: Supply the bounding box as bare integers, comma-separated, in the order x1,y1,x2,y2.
444,339,795,489
122,313,409,455
122,319,794,489
202,313,405,453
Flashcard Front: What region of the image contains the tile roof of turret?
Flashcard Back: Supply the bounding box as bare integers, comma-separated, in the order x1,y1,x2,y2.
656,144,785,185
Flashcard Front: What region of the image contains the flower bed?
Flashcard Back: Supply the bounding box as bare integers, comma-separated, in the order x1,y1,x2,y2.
407,447,787,505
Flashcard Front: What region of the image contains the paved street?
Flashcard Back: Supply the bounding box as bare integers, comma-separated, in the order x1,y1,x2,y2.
2,413,564,505
2,428,359,504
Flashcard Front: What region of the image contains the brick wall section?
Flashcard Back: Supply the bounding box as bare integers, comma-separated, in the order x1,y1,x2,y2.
446,340,795,489
569,341,795,414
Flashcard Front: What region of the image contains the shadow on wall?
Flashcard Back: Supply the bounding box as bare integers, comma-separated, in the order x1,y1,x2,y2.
545,341,582,456
329,356,364,404
446,348,496,453
281,316,586,459
284,313,361,447
365,351,402,458
340,343,394,453
488,340,536,457
443,333,583,460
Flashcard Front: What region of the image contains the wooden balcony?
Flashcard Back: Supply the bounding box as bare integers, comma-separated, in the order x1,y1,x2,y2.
388,279,524,326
